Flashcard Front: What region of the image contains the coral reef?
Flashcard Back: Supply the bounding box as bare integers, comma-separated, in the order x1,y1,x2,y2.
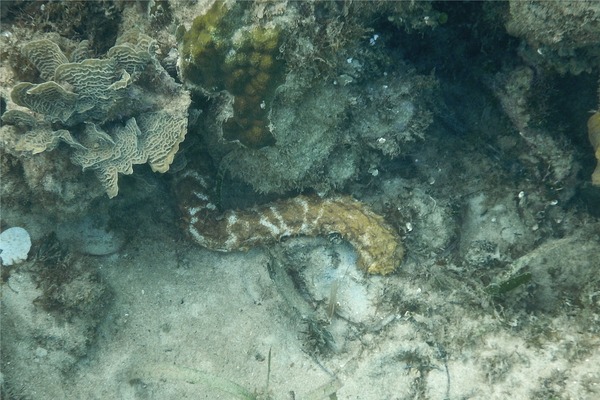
215,75,354,194
0,1,123,54
494,222,600,313
589,80,600,186
175,171,403,275
1,2,599,399
1,31,190,198
178,2,436,195
179,1,284,148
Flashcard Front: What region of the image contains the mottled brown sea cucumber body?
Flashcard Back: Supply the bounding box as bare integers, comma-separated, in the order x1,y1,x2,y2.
175,171,403,274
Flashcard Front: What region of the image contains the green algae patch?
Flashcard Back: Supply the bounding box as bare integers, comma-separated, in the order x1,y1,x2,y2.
486,272,532,297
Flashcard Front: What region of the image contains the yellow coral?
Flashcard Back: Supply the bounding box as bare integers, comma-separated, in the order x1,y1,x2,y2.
179,2,284,148
588,111,600,186
176,173,404,275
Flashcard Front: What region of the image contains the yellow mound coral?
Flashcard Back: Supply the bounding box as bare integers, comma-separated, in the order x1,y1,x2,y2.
179,2,284,148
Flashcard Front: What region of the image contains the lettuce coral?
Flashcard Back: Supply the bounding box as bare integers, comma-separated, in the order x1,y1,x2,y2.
1,31,191,198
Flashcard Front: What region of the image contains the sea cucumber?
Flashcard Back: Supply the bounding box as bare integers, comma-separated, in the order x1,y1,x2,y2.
175,171,403,274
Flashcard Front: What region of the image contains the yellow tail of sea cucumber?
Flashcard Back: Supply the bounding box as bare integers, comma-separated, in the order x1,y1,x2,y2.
588,111,600,186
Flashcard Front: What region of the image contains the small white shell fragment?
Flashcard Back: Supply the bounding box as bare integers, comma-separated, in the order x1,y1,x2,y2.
0,227,32,266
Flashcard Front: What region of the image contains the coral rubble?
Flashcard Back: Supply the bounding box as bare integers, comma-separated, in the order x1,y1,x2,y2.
0,227,31,266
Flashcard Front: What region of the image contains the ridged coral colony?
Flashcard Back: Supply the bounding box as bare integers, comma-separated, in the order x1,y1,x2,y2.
1,31,191,198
